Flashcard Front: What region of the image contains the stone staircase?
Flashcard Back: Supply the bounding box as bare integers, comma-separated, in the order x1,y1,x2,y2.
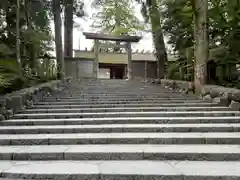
0,79,240,179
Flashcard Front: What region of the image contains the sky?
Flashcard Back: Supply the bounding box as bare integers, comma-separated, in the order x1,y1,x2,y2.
51,0,156,53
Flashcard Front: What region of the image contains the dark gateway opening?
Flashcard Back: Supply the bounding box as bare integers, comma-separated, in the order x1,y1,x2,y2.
99,63,126,79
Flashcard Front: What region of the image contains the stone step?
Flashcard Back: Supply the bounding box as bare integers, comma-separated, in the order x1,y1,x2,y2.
51,92,184,96
63,91,175,94
2,116,240,126
0,123,238,134
0,132,239,145
43,97,198,102
33,102,220,108
0,160,240,179
0,144,239,161
46,93,188,97
46,93,191,96
32,102,220,109
36,99,207,105
21,106,230,114
13,111,240,119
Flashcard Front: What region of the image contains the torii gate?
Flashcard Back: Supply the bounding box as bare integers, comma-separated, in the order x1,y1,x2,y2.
83,32,142,80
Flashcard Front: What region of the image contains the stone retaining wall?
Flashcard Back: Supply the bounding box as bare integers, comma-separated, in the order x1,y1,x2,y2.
201,85,240,110
0,79,69,120
153,79,240,110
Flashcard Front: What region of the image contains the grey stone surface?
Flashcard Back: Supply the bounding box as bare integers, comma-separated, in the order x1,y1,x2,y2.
0,132,240,145
0,144,239,161
37,99,206,105
1,160,239,179
213,97,231,106
12,110,240,119
0,123,239,134
230,101,240,110
0,80,66,120
203,95,212,101
32,102,220,108
0,79,240,179
21,106,230,114
3,116,240,126
0,114,5,121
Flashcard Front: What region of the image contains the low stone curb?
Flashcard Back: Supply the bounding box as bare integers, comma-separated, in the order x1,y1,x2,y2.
0,78,70,120
150,79,240,111
142,79,194,94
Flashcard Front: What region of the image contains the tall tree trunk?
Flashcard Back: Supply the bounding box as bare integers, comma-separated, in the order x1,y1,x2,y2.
114,0,121,52
25,0,36,74
53,0,65,79
64,0,73,57
191,0,208,93
16,0,21,71
148,0,167,79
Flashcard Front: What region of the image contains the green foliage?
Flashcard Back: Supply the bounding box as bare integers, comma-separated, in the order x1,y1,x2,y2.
0,44,13,57
0,0,63,94
91,0,145,35
0,59,27,94
161,0,240,88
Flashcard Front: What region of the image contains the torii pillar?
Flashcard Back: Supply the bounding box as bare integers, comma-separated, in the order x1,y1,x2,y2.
126,42,132,80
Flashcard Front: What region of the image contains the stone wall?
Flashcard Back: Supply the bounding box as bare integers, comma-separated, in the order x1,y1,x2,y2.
201,85,240,110
0,79,69,120
153,79,240,110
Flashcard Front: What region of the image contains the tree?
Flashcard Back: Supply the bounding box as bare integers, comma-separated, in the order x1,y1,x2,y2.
64,0,73,57
161,0,240,88
92,0,144,36
63,0,84,57
91,0,145,52
139,0,168,79
16,0,21,71
191,0,209,92
52,0,65,79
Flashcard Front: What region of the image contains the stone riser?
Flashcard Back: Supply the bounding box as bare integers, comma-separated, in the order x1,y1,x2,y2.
0,150,239,161
59,92,179,95
0,124,238,134
32,102,220,109
43,98,197,102
0,133,240,145
47,92,188,96
45,93,191,97
36,100,207,105
50,93,184,96
2,117,240,126
21,107,230,114
13,111,240,119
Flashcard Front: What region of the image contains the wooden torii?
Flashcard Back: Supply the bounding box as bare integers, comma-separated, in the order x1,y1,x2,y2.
83,32,142,80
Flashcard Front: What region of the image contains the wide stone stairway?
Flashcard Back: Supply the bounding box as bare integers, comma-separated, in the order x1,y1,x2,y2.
0,79,240,179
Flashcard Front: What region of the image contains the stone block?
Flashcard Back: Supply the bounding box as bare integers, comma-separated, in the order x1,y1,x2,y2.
229,101,240,111
4,97,12,110
213,97,231,106
203,95,212,101
0,114,5,121
10,96,23,114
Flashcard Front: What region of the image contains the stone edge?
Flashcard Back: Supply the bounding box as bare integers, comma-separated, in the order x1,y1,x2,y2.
0,78,71,120
145,79,240,111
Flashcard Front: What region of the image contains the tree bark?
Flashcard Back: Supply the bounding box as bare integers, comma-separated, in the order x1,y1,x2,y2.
191,0,209,93
16,0,21,71
64,0,73,57
53,0,65,79
148,0,167,79
114,0,121,52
